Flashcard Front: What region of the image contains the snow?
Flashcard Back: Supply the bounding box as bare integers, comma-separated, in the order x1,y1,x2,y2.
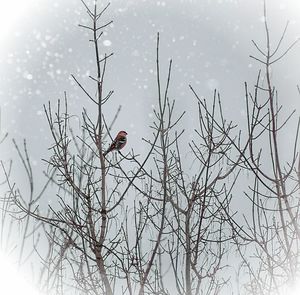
103,39,112,46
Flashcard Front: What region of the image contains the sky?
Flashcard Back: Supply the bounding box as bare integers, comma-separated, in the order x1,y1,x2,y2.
1,0,299,209
0,0,300,294
0,0,299,156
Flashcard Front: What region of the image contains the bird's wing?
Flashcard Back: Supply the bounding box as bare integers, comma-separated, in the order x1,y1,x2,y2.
115,136,127,149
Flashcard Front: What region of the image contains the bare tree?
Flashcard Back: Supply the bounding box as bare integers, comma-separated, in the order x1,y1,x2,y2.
2,1,300,295
220,2,300,294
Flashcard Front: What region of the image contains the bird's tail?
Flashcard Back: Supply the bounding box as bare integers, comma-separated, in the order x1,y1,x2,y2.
103,149,110,157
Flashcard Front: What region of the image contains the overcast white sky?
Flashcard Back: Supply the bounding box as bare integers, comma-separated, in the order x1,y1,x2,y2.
0,1,300,293
0,0,299,216
0,0,299,211
1,0,300,145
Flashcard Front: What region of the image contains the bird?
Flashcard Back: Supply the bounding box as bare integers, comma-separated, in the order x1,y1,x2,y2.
103,130,128,156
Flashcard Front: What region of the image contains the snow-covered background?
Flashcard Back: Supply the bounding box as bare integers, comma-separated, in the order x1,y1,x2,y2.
0,0,300,293
1,0,299,160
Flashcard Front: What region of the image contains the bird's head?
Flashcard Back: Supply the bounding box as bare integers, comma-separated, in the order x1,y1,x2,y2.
118,130,128,136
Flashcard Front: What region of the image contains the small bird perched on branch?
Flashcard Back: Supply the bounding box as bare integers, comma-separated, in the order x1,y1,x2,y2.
103,130,128,156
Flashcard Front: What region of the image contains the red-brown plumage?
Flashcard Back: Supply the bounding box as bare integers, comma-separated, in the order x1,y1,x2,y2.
103,131,128,156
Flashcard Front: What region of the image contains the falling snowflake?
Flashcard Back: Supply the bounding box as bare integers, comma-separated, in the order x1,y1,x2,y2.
23,72,33,80
103,39,112,46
